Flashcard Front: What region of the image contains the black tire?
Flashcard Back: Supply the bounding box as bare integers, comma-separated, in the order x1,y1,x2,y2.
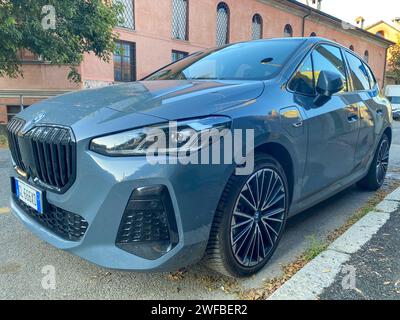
357,134,390,191
205,154,289,277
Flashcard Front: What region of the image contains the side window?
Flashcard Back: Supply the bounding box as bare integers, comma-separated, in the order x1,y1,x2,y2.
363,62,377,89
312,45,348,93
344,51,370,91
288,55,314,95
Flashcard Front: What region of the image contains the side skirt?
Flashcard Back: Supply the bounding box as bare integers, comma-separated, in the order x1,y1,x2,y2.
288,169,368,217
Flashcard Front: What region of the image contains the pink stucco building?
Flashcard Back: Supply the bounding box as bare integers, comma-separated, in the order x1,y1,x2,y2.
0,0,393,124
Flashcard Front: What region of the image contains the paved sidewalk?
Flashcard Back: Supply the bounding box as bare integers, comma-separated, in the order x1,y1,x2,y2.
269,188,400,300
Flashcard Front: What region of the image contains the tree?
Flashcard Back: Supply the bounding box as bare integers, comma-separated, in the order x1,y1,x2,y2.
0,0,123,82
388,38,400,84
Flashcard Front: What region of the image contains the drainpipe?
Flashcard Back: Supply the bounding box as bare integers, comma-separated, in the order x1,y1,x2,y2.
302,8,312,37
20,95,24,111
382,47,388,90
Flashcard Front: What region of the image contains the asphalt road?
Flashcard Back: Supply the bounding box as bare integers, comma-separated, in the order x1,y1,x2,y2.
0,121,399,300
320,208,400,300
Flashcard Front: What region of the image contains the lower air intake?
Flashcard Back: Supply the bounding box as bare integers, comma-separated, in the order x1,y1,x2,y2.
14,196,88,242
116,185,178,260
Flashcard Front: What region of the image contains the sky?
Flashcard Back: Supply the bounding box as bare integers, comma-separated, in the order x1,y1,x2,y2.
297,0,399,27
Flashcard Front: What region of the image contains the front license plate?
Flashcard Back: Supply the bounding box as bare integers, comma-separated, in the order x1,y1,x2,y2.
15,178,43,214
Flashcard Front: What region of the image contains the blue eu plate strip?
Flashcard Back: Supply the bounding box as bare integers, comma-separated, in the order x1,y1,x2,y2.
15,179,20,198
36,192,42,214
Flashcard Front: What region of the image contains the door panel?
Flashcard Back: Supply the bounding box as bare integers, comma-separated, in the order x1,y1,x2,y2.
343,52,383,170
356,98,375,168
301,95,360,198
356,92,387,169
290,93,360,199
288,44,360,199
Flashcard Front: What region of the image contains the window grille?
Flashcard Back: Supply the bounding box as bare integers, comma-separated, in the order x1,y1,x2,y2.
116,0,135,30
172,0,189,40
252,14,263,40
216,2,230,46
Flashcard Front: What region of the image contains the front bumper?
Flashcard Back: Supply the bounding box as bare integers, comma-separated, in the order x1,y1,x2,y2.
10,144,233,272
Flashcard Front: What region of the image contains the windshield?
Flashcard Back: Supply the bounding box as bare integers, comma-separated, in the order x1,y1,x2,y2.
144,39,305,81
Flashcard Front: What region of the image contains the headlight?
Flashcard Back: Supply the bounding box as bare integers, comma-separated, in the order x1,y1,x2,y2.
90,116,231,157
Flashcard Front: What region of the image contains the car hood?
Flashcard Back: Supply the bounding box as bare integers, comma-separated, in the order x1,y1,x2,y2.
18,80,264,140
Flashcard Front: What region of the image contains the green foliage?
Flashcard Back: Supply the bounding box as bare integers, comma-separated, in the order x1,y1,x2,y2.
0,0,123,82
388,37,400,84
303,235,328,261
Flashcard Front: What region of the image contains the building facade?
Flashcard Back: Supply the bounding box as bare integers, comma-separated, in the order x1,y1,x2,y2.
365,19,400,85
366,19,400,45
0,0,393,124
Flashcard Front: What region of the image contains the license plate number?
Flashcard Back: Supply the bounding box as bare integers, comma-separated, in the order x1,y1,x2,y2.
15,178,43,214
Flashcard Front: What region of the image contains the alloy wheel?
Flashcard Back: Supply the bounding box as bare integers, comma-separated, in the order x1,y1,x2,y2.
376,139,390,185
230,168,286,267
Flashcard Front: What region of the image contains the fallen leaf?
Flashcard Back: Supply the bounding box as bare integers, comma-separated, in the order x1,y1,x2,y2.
167,269,187,281
355,288,363,295
395,280,400,294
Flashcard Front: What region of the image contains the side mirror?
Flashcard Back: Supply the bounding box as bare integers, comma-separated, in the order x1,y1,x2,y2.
314,70,344,106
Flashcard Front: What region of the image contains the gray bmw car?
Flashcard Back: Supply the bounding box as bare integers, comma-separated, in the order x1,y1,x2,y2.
8,38,392,277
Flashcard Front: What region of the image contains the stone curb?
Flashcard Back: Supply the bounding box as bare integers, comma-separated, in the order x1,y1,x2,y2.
268,187,400,300
384,187,400,202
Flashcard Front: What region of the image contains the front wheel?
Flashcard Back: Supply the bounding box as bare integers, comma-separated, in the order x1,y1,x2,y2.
357,134,390,191
205,154,289,277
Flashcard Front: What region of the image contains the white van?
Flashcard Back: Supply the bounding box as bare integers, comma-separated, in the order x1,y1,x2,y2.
385,85,400,120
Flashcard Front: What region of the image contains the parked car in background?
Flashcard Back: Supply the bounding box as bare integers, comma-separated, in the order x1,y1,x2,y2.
8,38,392,277
386,85,400,120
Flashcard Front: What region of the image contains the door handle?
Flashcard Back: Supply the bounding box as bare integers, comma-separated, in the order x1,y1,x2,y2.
292,121,303,128
347,115,359,123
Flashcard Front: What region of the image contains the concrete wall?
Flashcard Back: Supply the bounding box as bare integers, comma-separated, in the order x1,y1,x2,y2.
0,64,81,91
0,64,81,124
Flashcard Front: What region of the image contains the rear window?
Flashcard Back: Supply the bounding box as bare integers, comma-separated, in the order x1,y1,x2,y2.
344,51,371,91
363,62,377,89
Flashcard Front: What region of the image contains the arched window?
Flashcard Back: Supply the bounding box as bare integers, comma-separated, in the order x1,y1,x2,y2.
376,30,385,38
216,2,230,46
310,32,317,37
172,0,189,40
364,50,369,63
252,14,263,40
349,45,355,51
284,24,293,37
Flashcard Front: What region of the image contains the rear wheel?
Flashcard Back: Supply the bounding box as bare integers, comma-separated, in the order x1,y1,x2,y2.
357,134,390,191
205,154,289,277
